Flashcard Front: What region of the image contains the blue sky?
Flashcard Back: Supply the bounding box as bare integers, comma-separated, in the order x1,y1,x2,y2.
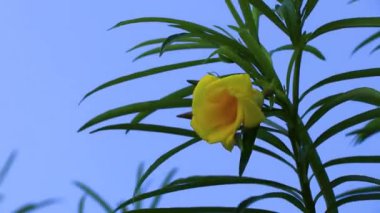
0,0,379,212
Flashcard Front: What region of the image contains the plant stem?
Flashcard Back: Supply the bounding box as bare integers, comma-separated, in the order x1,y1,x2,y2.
290,45,338,212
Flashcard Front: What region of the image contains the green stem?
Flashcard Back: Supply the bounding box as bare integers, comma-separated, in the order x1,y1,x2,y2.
290,44,338,212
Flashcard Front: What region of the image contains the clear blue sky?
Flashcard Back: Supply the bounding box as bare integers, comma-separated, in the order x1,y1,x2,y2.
0,0,379,212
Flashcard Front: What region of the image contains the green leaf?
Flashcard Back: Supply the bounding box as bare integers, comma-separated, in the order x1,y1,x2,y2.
324,156,380,168
225,0,245,28
370,44,380,54
310,17,380,41
247,0,288,35
0,151,17,186
237,192,305,212
253,145,296,172
276,0,299,42
213,25,236,40
337,186,380,199
301,68,380,101
90,123,197,138
127,85,194,134
134,138,200,195
270,44,326,60
74,181,113,213
111,17,220,35
149,168,178,208
134,43,216,61
78,98,192,132
239,126,259,176
256,129,293,158
335,193,380,208
301,0,318,22
239,0,257,36
78,195,86,213
348,117,380,143
14,199,58,213
314,108,380,147
80,58,220,103
314,175,380,203
116,176,301,210
160,33,194,56
127,37,201,52
124,207,276,213
352,30,380,54
304,88,380,129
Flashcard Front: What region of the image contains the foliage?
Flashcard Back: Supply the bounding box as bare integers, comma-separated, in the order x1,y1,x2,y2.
80,0,380,212
0,152,57,213
75,163,177,213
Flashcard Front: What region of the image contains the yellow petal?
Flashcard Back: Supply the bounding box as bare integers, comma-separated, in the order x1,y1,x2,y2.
191,73,265,151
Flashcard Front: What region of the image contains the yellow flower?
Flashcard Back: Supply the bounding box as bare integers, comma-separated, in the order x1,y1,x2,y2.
191,74,265,151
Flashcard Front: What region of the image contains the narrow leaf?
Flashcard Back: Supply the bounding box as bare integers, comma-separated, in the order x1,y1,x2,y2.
352,30,380,54
80,58,220,102
270,44,326,60
134,138,200,195
74,181,113,213
124,207,276,213
310,17,380,41
324,156,380,168
304,88,380,129
237,192,305,212
348,117,380,143
78,98,192,132
247,0,288,35
314,108,380,147
90,123,197,138
239,126,259,176
78,195,86,213
116,176,301,210
0,151,17,186
150,168,178,208
14,199,58,213
301,68,380,101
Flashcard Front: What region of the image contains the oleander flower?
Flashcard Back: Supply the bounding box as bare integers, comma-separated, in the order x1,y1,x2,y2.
191,74,265,151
